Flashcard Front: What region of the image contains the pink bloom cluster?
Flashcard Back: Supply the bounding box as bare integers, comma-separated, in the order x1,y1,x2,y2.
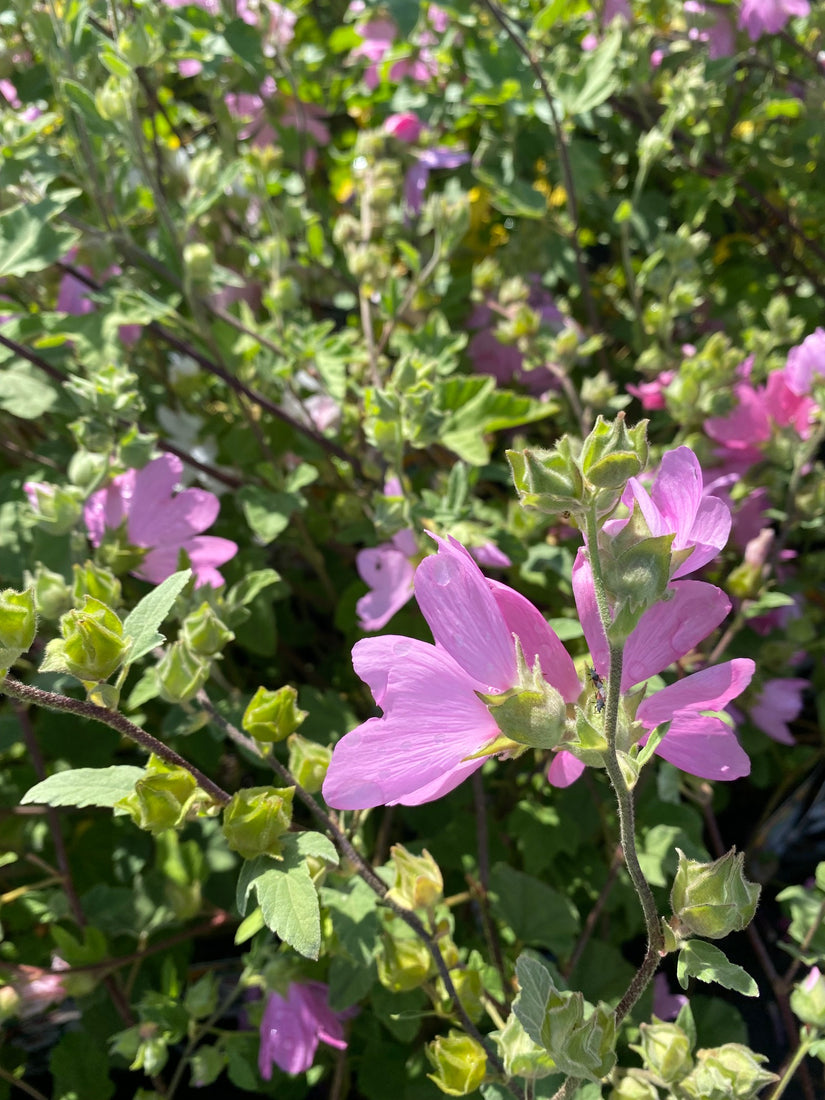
225,77,329,162
258,982,349,1078
738,0,810,39
383,112,470,215
348,3,449,88
84,453,237,587
325,535,581,808
549,447,754,787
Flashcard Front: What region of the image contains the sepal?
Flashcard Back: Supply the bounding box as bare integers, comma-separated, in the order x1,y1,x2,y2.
670,848,760,940
426,1031,487,1096
242,685,307,743
221,786,295,860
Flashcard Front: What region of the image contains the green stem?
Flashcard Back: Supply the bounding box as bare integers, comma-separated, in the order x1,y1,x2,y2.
0,675,230,807
583,509,663,1022
768,1028,816,1100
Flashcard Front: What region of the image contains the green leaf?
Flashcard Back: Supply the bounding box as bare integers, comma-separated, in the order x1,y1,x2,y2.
676,940,758,996
557,25,621,116
21,766,145,808
239,487,304,544
284,831,340,866
236,853,321,959
61,78,111,137
437,377,556,464
513,954,555,1049
50,1030,115,1100
386,0,421,38
0,365,58,418
122,569,192,662
0,198,80,278
490,864,579,955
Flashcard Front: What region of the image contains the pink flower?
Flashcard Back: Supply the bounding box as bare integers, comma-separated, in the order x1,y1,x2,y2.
84,453,237,587
623,446,732,579
384,112,424,143
627,371,675,410
749,678,807,745
356,529,418,632
467,286,569,395
324,536,580,808
12,958,69,1019
738,0,810,39
705,365,815,459
349,15,439,89
785,328,825,396
258,982,348,1078
236,0,297,54
549,514,754,787
684,1,736,57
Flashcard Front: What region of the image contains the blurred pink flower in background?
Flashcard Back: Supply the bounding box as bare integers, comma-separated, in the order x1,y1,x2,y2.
84,453,237,587
356,529,418,632
652,973,688,1020
738,0,810,40
348,4,449,88
56,251,141,347
685,1,736,57
785,327,825,395
258,982,349,1078
381,110,469,214
326,535,579,808
749,678,807,745
236,0,296,54
627,370,675,410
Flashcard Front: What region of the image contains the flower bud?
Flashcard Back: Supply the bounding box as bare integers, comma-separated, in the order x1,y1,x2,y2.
481,643,567,750
117,767,198,835
25,566,71,621
0,588,36,671
95,75,133,121
180,603,234,657
58,596,129,682
221,786,294,860
242,685,307,743
493,1012,556,1080
678,1044,776,1100
286,733,331,793
670,848,760,940
790,967,825,1029
436,967,485,1024
156,641,210,704
183,242,213,285
377,926,435,992
632,1021,692,1084
608,1073,661,1100
580,414,648,491
426,1032,487,1096
507,439,584,516
24,481,83,535
385,844,444,911
72,561,122,609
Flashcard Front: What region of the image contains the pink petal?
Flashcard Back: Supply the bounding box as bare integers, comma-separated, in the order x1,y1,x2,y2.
547,751,586,788
84,470,136,546
571,550,609,677
414,536,516,690
138,536,237,587
323,637,497,809
129,484,220,547
355,546,415,631
623,581,731,689
652,712,751,781
750,677,807,745
489,580,581,702
637,658,755,727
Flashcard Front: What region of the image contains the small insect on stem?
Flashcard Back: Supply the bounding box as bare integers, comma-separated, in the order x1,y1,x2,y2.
588,666,606,714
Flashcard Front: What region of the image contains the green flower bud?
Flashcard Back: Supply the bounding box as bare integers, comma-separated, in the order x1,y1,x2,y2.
507,439,584,516
480,642,567,750
0,986,21,1022
181,603,234,657
377,928,435,992
0,588,36,670
67,449,111,493
385,844,444,911
670,848,760,940
157,831,204,922
183,242,213,285
678,1044,776,1100
95,75,133,121
25,566,71,621
24,481,83,535
222,786,294,860
608,1072,661,1100
117,23,160,68
72,561,122,609
286,733,331,794
156,641,210,705
790,967,825,1029
493,1012,557,1080
580,414,648,490
117,767,199,835
436,967,485,1025
58,596,129,682
242,685,307,743
632,1021,692,1084
426,1032,487,1096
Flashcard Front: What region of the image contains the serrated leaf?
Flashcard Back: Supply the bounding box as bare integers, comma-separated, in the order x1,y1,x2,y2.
236,854,321,958
283,831,340,866
0,199,80,278
122,569,192,662
0,366,57,418
513,954,555,1049
21,766,145,808
676,940,758,996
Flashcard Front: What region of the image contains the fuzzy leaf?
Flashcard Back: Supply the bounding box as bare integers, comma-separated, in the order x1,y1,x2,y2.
21,766,145,808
